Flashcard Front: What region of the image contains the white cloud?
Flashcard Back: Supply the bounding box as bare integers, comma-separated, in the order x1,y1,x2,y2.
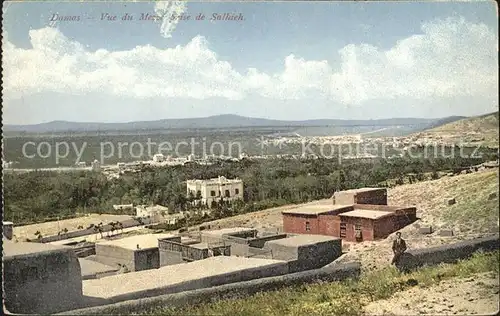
3,16,498,106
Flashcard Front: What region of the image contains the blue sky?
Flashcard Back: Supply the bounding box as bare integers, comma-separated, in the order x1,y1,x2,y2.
3,1,499,124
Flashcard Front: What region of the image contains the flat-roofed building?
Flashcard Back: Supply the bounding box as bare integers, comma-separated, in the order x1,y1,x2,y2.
158,237,231,266
2,241,83,314
263,234,342,272
338,205,417,242
79,257,119,280
282,194,416,242
333,187,388,205
82,256,289,304
91,233,174,271
186,176,243,206
282,205,354,237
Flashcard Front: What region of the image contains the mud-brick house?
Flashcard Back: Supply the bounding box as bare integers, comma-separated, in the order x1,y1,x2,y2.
332,187,388,205
337,205,417,242
282,205,354,236
2,241,84,314
282,188,416,242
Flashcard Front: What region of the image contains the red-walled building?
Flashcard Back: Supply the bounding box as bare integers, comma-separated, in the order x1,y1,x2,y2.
282,203,416,242
332,187,388,205
282,205,354,237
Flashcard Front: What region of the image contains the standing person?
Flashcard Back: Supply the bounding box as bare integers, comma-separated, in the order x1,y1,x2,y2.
391,232,407,265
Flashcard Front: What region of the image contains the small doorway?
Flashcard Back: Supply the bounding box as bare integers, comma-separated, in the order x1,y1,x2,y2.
340,222,347,238
354,224,362,241
146,253,154,267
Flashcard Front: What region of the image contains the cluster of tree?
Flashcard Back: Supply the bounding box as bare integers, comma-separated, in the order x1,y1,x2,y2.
3,156,490,225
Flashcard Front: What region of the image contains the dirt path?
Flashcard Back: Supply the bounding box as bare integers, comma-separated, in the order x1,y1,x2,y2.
364,272,499,315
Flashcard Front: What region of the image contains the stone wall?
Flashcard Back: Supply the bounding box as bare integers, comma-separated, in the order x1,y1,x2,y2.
54,236,498,315
248,234,288,248
291,238,342,273
3,245,84,314
86,260,290,305
398,235,500,271
40,217,157,243
355,189,388,205
135,248,161,271
160,249,184,266
79,258,120,280
333,188,387,206
59,262,361,315
283,214,321,235
94,244,136,270
159,240,209,261
264,236,343,273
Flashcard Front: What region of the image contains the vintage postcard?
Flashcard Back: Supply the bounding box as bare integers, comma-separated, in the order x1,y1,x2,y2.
2,0,499,315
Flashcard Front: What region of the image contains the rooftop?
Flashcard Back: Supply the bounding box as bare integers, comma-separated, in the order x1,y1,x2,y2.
335,187,386,194
79,258,119,278
186,176,242,185
282,204,353,216
265,234,340,247
3,241,71,258
82,256,287,300
187,242,213,249
202,227,257,237
339,209,394,220
96,233,174,250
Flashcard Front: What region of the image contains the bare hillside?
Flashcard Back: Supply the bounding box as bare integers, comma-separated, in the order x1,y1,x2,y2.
415,112,499,147
194,169,498,271
340,169,499,270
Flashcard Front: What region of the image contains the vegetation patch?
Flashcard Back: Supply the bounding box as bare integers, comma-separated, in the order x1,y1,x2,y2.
139,251,499,316
4,157,494,225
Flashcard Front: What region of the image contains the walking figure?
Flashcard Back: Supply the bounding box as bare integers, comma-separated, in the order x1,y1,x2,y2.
391,232,407,266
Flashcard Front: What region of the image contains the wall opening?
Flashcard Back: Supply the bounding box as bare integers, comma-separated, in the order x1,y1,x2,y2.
355,224,362,241
340,222,347,238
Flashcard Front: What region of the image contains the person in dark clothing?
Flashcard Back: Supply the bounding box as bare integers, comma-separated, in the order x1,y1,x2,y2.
391,232,407,265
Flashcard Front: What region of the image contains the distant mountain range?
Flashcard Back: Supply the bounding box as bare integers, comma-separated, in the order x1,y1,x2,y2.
3,113,470,134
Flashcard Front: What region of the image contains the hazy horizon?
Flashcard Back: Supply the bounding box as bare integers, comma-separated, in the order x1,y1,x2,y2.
4,111,498,127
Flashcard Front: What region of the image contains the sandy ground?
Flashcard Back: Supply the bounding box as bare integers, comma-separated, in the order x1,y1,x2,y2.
13,214,134,241
48,225,150,245
364,272,499,315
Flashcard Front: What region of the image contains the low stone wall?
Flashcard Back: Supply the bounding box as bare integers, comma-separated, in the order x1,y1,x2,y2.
264,236,343,273
160,249,184,266
94,244,136,270
92,260,290,305
248,234,288,248
79,258,120,280
59,262,361,315
40,217,156,243
74,245,96,258
398,235,500,271
55,236,499,314
135,248,161,271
